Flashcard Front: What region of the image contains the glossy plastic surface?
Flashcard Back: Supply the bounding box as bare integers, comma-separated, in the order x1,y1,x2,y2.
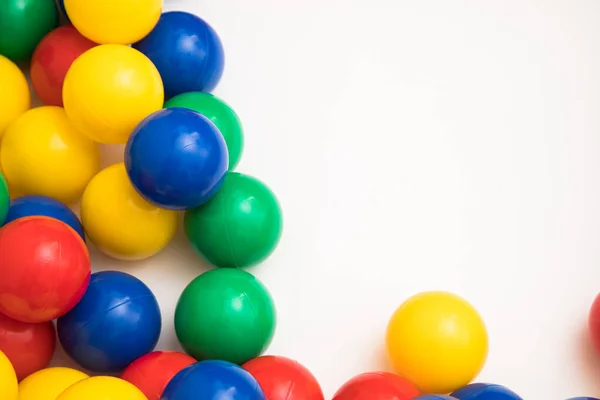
64,0,161,45
242,355,324,400
567,398,600,400
589,293,600,356
0,313,56,381
0,350,17,400
125,108,228,210
5,195,84,240
386,291,488,394
121,351,196,400
31,25,97,106
451,383,522,400
57,376,147,400
18,367,89,400
57,270,161,373
175,268,276,364
133,11,224,98
0,55,30,136
332,372,420,400
0,173,9,225
184,172,283,268
0,216,90,323
81,163,178,260
0,0,58,61
0,106,99,204
63,44,164,144
162,360,266,400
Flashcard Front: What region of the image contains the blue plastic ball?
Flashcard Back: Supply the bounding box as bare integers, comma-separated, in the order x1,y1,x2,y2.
57,270,161,373
162,360,266,400
452,383,522,400
567,398,600,400
125,108,228,210
132,11,224,98
5,195,85,240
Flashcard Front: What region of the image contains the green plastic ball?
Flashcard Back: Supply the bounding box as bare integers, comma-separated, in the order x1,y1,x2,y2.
0,0,59,61
174,268,276,364
184,172,283,269
0,172,9,224
164,92,244,170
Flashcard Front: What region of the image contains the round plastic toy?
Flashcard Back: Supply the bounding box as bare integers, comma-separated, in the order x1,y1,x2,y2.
242,355,324,400
162,360,266,400
80,163,178,260
567,398,600,400
165,92,244,169
332,372,420,400
386,291,488,394
0,313,56,381
0,172,9,225
0,0,58,61
589,293,600,355
57,270,161,373
184,172,283,268
57,376,147,400
0,106,99,204
125,108,228,210
452,383,522,400
0,350,17,400
31,25,97,106
5,195,84,240
64,0,161,45
18,367,89,400
133,11,224,98
0,216,90,323
121,351,196,400
0,55,30,136
63,44,164,144
175,268,276,364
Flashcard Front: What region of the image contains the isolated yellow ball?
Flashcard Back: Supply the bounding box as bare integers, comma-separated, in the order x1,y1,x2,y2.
0,106,100,204
19,367,89,400
65,0,162,45
63,45,164,144
57,376,147,400
386,291,488,394
81,162,178,260
0,55,30,137
0,350,17,400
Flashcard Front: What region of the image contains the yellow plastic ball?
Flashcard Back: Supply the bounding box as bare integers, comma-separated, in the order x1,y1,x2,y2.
0,55,30,137
0,350,18,400
56,376,147,400
81,162,178,260
0,106,100,204
63,44,164,144
19,367,89,400
64,0,162,45
385,291,488,394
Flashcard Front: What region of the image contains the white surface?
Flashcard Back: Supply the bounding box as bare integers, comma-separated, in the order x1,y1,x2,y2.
52,1,600,398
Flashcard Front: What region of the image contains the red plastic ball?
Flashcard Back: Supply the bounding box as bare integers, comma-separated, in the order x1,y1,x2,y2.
0,312,56,381
30,24,97,106
120,351,197,400
589,293,600,354
332,372,420,400
0,216,91,323
242,355,324,400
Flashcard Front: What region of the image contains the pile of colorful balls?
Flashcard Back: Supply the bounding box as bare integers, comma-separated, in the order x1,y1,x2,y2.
0,0,598,399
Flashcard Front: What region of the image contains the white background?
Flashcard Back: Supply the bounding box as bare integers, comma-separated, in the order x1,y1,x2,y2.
50,1,600,398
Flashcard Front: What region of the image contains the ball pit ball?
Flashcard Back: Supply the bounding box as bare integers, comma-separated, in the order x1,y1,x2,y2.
18,367,89,400
5,195,85,241
162,360,266,400
30,24,97,106
175,268,276,364
64,0,162,45
0,216,90,323
0,350,17,400
184,172,283,268
133,11,224,98
57,270,161,373
63,44,164,144
242,355,324,400
451,383,522,400
386,291,488,394
165,92,244,170
0,55,30,136
589,293,600,355
0,106,100,204
0,0,58,61
120,351,196,400
81,163,178,260
332,372,420,400
0,172,9,225
0,313,56,381
125,107,229,210
57,376,147,400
